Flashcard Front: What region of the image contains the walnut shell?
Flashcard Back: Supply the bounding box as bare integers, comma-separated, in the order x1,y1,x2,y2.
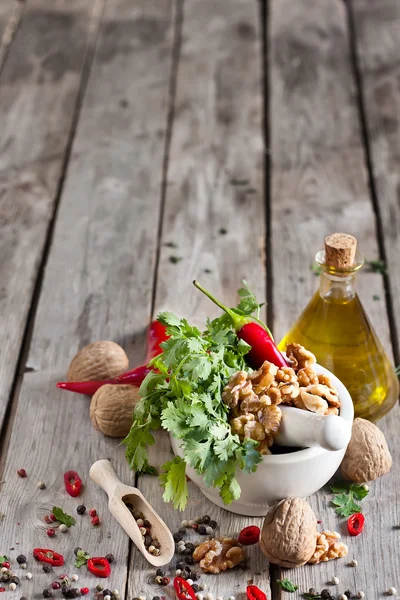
260,497,317,568
68,341,129,382
90,384,140,437
341,418,392,482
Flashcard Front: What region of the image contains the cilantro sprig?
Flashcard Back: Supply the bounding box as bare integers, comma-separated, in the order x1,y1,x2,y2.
52,506,76,528
330,481,369,517
123,285,265,510
277,578,298,592
74,549,90,568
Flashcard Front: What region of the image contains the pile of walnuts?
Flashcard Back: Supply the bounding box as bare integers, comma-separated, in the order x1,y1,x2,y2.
222,343,340,453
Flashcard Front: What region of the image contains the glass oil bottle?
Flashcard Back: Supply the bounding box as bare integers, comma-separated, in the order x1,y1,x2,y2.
279,233,399,421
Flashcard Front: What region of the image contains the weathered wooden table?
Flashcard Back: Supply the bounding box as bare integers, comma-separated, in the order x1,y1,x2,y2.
0,0,399,598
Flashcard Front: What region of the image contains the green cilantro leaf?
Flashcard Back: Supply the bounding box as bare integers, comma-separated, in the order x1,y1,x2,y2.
366,259,387,275
0,555,9,564
159,457,188,510
237,280,264,316
303,594,321,600
122,420,156,473
74,549,91,568
220,472,241,505
52,506,76,528
311,262,322,276
277,578,298,592
330,481,368,517
240,439,263,474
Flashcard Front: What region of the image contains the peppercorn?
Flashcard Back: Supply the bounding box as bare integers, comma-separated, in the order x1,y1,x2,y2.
176,561,185,571
197,526,207,535
105,554,114,564
89,509,97,517
1,575,10,583
184,548,193,556
20,596,28,600
52,583,61,590
185,543,195,551
43,589,52,598
80,588,89,596
185,557,194,565
11,576,20,585
91,516,100,526
178,527,186,535
103,590,112,597
68,590,81,599
192,585,200,593
344,592,352,599
155,576,162,585
195,517,202,524
43,565,53,574
321,591,333,600
202,515,211,524
16,556,26,565
17,469,27,478
173,533,183,543
144,535,152,548
96,585,104,592
152,596,161,600
46,528,56,537
209,520,217,529
192,524,199,531
76,505,86,515
155,569,165,577
152,538,161,549
160,577,170,586
143,519,151,529
191,572,200,581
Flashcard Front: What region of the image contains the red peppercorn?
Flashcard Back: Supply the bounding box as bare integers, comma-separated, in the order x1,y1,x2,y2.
59,575,68,581
52,583,61,590
17,469,27,478
44,515,52,524
192,524,198,531
89,509,97,517
161,577,170,586
0,587,6,592
47,528,56,537
91,516,100,526
80,589,89,596
49,514,57,522
2,562,10,569
238,525,260,546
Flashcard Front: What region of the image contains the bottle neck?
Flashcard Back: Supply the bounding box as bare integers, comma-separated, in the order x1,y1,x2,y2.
319,270,357,303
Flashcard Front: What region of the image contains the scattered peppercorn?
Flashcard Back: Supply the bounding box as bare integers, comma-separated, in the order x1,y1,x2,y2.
9,583,17,592
197,526,207,535
103,590,112,597
202,515,211,524
44,515,52,524
76,506,86,515
185,557,194,565
20,596,28,600
43,589,52,598
17,469,27,478
160,577,170,586
89,509,97,517
2,563,10,570
49,514,57,522
11,577,20,585
0,588,5,593
152,596,161,600
155,569,165,577
105,554,114,564
0,576,9,584
321,591,334,600
16,556,26,565
173,533,183,543
43,566,53,574
46,529,55,537
80,588,89,596
344,591,352,599
59,524,68,533
52,583,61,590
26,574,32,580
91,516,100,526
67,589,81,599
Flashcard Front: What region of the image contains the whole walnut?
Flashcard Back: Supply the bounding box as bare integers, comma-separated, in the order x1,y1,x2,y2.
68,340,129,382
90,384,140,437
341,418,392,482
260,497,317,567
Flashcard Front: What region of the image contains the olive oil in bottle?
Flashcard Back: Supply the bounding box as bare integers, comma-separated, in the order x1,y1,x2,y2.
279,233,399,421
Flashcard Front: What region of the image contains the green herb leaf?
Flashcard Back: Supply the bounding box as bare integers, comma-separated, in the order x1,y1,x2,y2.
330,482,368,517
303,594,321,600
237,280,265,316
395,365,400,378
311,262,322,276
366,259,387,275
74,549,91,568
159,457,188,511
52,506,76,528
277,578,298,592
0,555,9,564
122,419,156,473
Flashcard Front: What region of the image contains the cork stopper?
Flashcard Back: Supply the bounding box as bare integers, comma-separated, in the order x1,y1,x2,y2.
325,233,357,269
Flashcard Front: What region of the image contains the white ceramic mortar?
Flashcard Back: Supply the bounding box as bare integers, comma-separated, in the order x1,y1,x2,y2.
170,363,354,516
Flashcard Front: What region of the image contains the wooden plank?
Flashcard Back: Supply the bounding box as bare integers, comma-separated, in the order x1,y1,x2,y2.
350,0,400,354
0,0,26,72
0,0,104,433
131,0,271,598
0,0,174,596
269,0,399,597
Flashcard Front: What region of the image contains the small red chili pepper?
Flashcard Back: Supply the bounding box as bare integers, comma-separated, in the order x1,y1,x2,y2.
347,512,365,536
173,577,196,600
56,322,168,395
193,281,288,368
87,557,111,578
33,549,64,567
64,470,82,497
246,585,267,600
238,525,260,546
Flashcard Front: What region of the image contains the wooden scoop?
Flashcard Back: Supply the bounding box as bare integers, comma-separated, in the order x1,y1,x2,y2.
275,405,352,451
89,459,174,566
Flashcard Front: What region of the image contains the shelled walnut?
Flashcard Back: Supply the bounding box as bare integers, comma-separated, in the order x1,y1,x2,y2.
193,537,245,573
308,530,348,564
223,344,340,450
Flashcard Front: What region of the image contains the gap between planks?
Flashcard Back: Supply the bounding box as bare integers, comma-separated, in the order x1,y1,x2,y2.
0,0,107,478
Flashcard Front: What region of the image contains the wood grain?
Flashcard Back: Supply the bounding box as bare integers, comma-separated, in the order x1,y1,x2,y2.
131,0,271,597
0,0,174,596
269,0,399,596
0,0,26,70
0,0,104,432
350,0,400,354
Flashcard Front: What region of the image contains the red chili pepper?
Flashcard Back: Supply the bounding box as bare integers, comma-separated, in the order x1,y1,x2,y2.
56,322,168,396
347,512,365,536
193,281,287,368
238,525,260,545
87,557,111,578
246,585,267,600
33,549,64,567
173,577,196,600
64,470,82,497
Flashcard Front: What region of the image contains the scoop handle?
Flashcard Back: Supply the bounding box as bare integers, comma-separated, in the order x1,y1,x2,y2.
275,405,352,451
89,459,121,496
